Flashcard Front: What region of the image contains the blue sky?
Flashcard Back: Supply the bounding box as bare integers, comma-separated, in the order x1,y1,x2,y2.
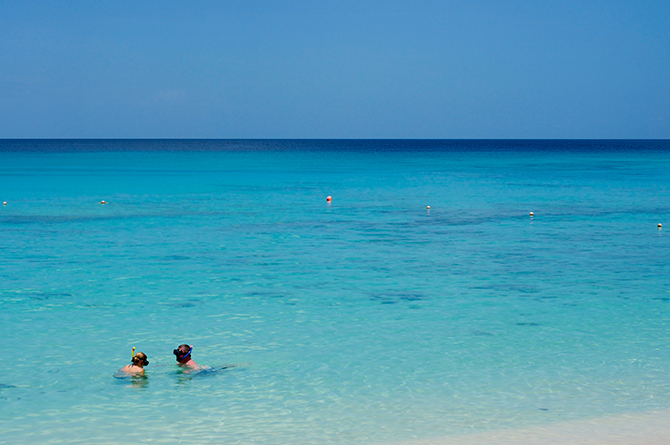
1,1,668,138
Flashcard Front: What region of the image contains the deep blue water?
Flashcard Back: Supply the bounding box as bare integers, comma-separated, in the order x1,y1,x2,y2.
1,140,669,444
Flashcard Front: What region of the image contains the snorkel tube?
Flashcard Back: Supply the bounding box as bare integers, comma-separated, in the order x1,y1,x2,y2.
181,346,192,360
132,346,136,360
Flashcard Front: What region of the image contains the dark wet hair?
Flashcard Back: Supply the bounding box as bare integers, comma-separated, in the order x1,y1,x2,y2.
174,344,192,361
132,352,149,366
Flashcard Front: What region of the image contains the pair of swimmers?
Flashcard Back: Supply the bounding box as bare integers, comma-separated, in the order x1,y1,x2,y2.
120,344,198,375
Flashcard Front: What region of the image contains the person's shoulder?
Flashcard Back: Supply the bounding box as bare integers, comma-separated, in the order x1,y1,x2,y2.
121,364,144,375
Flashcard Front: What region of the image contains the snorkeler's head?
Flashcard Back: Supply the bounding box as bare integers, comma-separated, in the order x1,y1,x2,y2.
173,344,192,362
132,352,149,367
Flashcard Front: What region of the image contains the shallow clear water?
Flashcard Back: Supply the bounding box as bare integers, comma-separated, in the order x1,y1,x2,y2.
1,140,669,444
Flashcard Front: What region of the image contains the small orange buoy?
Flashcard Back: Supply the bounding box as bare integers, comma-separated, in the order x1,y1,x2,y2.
426,206,431,210
100,201,107,205
529,212,534,217
326,196,332,202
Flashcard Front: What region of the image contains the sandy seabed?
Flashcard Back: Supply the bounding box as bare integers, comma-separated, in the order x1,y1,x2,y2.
389,409,670,445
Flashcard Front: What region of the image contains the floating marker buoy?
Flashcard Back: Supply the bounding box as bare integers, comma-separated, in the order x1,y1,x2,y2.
659,223,663,228
326,196,332,202
2,202,6,206
529,212,534,217
100,201,107,205
426,206,431,210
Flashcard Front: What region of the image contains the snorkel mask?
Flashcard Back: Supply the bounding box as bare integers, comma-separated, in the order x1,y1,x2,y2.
173,346,192,362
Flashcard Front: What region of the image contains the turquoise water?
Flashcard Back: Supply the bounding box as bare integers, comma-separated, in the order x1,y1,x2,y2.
1,140,669,444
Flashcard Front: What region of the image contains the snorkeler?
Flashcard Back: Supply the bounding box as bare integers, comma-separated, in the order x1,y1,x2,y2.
120,351,149,375
172,344,244,374
174,344,199,369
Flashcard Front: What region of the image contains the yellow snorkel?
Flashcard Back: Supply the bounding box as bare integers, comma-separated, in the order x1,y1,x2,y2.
132,346,136,360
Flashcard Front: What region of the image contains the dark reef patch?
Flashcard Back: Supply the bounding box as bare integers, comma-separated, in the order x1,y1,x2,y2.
162,299,203,308
163,255,190,261
370,292,425,304
29,293,72,300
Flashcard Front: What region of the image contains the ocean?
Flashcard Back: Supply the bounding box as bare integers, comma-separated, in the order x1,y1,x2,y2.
1,139,669,444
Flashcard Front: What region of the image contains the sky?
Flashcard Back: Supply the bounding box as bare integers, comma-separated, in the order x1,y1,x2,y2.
0,1,668,139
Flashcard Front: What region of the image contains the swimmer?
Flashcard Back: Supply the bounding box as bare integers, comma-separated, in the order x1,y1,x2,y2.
119,352,149,375
172,344,244,375
174,344,200,369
